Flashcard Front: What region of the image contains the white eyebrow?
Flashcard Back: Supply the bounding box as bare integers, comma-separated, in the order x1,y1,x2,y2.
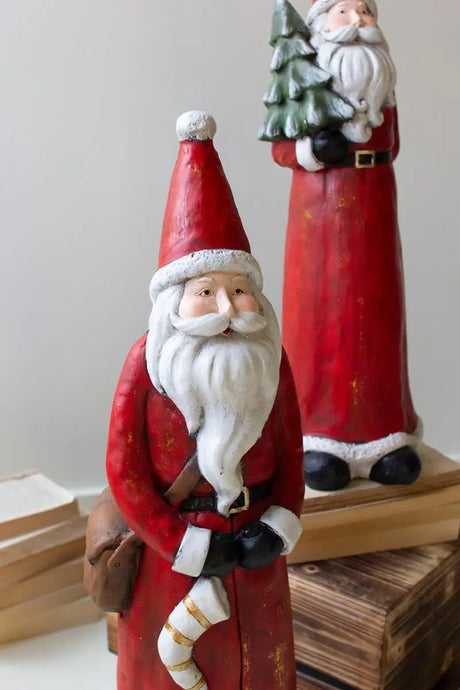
194,276,216,283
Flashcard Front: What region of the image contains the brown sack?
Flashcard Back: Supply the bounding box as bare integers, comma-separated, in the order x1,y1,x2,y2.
84,487,143,613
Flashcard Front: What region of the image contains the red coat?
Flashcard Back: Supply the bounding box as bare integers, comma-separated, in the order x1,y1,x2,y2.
272,107,418,444
106,334,304,690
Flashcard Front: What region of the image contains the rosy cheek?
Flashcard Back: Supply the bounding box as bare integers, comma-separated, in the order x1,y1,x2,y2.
179,298,211,318
327,13,349,30
238,296,261,313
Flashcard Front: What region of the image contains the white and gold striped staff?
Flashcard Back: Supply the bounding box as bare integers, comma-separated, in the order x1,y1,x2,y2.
157,577,230,690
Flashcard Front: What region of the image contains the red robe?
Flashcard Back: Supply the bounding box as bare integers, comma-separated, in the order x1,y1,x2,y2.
272,107,418,445
106,334,304,690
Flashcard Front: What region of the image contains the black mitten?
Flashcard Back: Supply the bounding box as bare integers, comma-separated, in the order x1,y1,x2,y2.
201,531,239,578
312,129,349,165
236,521,284,570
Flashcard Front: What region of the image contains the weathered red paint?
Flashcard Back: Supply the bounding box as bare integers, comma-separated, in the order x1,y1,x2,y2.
159,140,250,269
272,107,418,443
106,335,304,690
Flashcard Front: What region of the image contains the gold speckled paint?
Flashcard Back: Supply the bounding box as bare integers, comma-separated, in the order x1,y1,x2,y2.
189,163,203,176
123,432,134,451
242,633,251,688
269,642,287,688
351,377,365,407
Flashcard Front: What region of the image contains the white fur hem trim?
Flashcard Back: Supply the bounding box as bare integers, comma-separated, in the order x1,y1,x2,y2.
176,111,217,142
296,137,324,172
150,249,263,302
303,420,423,480
306,0,378,28
260,505,303,556
172,525,212,577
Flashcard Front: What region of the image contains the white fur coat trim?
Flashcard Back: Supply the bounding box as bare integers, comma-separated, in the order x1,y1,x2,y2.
149,250,263,302
306,0,378,28
296,137,324,172
158,576,230,690
172,524,212,577
303,421,423,479
260,505,303,555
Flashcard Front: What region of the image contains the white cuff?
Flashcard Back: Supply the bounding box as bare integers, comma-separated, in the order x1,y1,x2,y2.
260,505,303,556
296,137,324,172
172,525,212,577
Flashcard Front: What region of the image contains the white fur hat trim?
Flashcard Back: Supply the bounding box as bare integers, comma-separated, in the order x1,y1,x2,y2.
149,249,263,303
176,111,217,142
306,0,378,28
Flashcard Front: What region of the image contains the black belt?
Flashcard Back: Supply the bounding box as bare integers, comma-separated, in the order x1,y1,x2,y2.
179,481,272,515
328,150,392,169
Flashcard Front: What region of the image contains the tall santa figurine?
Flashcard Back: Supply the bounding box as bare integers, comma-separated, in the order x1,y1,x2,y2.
90,111,305,690
260,0,422,490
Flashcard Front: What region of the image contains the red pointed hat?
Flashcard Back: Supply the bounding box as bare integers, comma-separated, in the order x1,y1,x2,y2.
306,0,378,28
149,111,262,301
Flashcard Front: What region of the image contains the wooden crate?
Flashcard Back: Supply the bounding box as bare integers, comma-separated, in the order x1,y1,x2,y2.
296,661,460,690
289,542,460,690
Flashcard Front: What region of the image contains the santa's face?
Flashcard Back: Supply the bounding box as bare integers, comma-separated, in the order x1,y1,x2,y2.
145,273,282,516
179,272,261,324
310,2,396,143
326,1,376,32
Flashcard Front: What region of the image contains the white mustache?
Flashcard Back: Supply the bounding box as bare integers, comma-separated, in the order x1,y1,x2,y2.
324,24,383,45
170,311,268,337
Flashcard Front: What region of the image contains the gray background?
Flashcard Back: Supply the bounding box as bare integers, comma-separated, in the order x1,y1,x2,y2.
1,0,458,493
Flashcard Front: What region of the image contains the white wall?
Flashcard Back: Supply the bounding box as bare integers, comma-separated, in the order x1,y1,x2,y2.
0,0,458,492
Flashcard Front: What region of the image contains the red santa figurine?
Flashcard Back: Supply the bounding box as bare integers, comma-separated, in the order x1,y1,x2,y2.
106,112,304,690
262,0,422,491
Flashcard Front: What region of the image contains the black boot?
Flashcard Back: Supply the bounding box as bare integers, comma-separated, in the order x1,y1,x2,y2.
303,451,351,491
370,446,421,485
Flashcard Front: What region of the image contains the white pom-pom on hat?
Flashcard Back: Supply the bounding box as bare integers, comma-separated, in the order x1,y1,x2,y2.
176,111,217,142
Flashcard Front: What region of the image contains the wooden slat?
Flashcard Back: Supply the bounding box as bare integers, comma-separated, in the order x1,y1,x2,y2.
0,557,84,610
0,596,102,644
300,486,460,533
0,515,87,588
296,671,338,689
0,470,79,541
107,612,118,655
302,445,460,514
288,517,459,564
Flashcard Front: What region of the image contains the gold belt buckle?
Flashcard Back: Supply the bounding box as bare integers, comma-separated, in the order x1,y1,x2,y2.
229,486,250,515
356,150,376,169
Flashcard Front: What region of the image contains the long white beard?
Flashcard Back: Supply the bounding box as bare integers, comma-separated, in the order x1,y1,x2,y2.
146,285,282,516
311,22,397,142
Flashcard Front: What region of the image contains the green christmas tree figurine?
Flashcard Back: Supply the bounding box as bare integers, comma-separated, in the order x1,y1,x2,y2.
259,0,353,141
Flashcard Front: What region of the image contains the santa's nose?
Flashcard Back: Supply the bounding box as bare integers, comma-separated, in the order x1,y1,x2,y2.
216,290,236,318
350,10,362,26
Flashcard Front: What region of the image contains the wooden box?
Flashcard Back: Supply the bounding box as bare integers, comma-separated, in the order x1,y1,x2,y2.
296,662,460,690
289,542,460,690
